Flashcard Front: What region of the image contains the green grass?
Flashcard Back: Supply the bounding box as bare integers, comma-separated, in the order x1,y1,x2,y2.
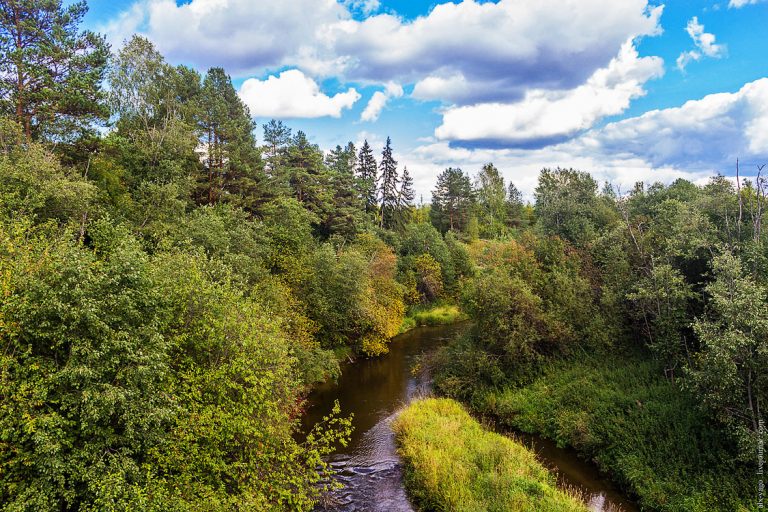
399,303,468,333
392,398,589,512
475,351,755,512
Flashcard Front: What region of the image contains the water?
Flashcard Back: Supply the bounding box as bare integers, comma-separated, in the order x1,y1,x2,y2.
301,323,637,512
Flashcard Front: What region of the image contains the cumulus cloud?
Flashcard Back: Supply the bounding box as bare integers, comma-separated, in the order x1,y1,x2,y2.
329,0,663,103
103,0,348,75
402,139,715,202
434,41,664,147
106,0,663,106
402,79,768,200
239,69,360,118
677,17,726,71
360,82,404,122
584,78,768,168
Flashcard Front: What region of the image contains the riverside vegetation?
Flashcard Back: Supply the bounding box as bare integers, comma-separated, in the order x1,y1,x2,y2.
0,1,765,511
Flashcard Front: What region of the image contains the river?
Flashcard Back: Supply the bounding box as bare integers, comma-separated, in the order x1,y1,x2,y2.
301,323,637,512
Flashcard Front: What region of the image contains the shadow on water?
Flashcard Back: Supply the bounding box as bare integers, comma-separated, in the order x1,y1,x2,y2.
301,323,637,512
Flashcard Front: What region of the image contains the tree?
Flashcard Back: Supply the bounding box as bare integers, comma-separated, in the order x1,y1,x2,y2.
0,0,109,141
378,136,399,229
430,167,474,233
196,67,261,207
356,139,377,215
283,131,331,221
108,36,201,188
688,251,768,458
475,163,506,237
507,182,525,227
262,119,291,175
534,167,610,245
627,263,694,379
394,166,415,229
324,142,365,239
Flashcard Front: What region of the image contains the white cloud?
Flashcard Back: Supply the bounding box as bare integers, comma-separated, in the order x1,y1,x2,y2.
729,0,766,7
677,17,726,71
360,82,404,122
402,140,715,202
402,79,768,201
434,41,663,146
107,0,663,107
329,0,663,103
586,77,768,167
238,69,360,119
104,0,348,75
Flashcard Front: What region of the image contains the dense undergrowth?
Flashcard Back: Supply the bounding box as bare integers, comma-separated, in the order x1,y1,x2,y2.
475,350,754,512
393,398,588,512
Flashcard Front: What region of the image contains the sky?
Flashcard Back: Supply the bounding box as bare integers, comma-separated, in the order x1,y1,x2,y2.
82,0,768,200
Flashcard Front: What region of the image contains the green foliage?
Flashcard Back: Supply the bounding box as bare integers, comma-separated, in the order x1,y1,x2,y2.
0,219,172,510
688,251,768,458
474,163,508,238
0,140,96,224
627,263,694,376
534,167,618,245
0,0,109,141
430,167,474,234
300,235,405,356
413,253,444,301
393,398,588,512
146,252,349,510
400,303,467,333
479,351,753,512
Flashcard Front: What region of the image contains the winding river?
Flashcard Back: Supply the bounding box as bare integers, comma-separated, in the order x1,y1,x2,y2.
301,323,638,512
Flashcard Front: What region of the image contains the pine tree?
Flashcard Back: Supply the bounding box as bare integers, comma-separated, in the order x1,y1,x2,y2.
0,0,109,141
430,167,474,233
378,136,399,229
284,130,329,216
197,67,261,206
395,166,415,229
356,139,378,215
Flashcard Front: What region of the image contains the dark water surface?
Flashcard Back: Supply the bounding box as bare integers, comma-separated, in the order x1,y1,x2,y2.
301,323,637,512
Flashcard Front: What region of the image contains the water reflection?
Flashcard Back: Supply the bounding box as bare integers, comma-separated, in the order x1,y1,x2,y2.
302,323,636,512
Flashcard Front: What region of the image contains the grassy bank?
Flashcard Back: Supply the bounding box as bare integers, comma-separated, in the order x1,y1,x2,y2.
399,303,467,333
474,351,754,512
392,398,588,512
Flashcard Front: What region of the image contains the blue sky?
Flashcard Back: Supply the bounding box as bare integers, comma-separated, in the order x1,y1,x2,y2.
83,0,768,198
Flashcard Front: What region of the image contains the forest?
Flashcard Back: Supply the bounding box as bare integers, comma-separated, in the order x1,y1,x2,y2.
0,1,765,511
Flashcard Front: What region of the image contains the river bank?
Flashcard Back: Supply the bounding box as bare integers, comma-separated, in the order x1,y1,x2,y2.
398,302,468,333
470,350,755,512
302,324,638,512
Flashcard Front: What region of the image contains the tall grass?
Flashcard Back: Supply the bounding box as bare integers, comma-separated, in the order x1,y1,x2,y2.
477,351,754,512
393,398,588,512
399,303,467,333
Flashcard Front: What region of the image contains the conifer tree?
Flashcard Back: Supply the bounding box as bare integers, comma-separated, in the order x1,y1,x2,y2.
378,136,399,229
395,165,415,229
430,167,474,233
356,139,378,215
0,0,109,141
197,67,260,206
325,142,364,239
